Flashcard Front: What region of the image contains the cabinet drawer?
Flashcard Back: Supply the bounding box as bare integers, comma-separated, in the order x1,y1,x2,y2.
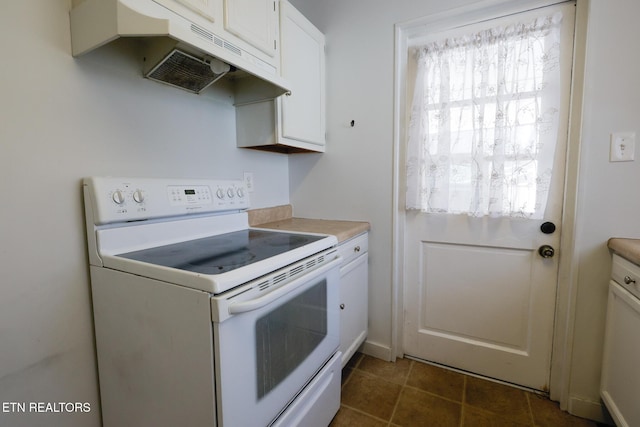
612,254,640,298
339,233,368,265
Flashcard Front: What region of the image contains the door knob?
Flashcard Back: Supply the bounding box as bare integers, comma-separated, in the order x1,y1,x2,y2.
538,245,555,258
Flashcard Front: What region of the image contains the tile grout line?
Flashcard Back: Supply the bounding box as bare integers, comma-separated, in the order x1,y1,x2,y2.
338,353,403,426
386,358,414,426
401,383,468,406
340,353,364,390
338,402,391,425
526,391,535,426
349,366,474,409
459,374,467,427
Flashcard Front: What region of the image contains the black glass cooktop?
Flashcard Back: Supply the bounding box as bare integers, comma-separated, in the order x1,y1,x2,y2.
117,229,325,274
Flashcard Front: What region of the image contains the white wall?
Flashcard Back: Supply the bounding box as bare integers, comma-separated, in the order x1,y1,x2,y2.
288,0,474,359
568,0,640,416
0,1,289,426
290,0,640,420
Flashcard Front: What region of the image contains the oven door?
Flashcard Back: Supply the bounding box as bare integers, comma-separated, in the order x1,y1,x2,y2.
213,258,341,427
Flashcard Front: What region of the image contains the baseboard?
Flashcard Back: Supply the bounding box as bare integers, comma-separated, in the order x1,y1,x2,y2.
568,395,609,423
360,340,393,362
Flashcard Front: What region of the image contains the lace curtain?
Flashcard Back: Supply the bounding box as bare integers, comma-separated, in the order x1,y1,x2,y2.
405,12,563,219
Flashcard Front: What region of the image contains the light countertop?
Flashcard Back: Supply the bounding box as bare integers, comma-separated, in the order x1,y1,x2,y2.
255,217,370,243
248,205,370,243
608,238,640,266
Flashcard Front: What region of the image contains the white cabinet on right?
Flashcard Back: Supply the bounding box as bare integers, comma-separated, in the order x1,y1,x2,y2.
338,232,368,368
236,0,325,152
601,253,640,427
277,0,325,150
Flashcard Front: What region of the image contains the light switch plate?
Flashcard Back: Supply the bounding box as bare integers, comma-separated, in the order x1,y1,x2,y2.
610,132,636,162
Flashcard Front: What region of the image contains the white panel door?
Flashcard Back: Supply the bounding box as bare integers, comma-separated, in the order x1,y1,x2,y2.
402,3,575,391
403,214,562,390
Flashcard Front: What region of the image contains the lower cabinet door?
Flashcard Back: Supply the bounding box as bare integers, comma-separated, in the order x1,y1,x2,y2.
339,253,368,367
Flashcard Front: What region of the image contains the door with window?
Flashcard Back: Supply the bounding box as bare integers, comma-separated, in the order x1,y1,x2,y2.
402,2,575,391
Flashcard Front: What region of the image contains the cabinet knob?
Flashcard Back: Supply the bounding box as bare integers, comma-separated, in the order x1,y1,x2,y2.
354,246,361,253
624,275,637,285
340,304,345,310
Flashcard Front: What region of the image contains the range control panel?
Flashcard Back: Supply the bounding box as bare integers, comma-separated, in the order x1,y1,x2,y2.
167,185,213,206
84,177,250,225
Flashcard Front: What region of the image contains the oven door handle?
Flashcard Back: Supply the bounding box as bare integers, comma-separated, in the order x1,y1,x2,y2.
228,256,341,315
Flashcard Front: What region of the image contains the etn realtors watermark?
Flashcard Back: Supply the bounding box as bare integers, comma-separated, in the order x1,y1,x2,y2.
3,402,91,413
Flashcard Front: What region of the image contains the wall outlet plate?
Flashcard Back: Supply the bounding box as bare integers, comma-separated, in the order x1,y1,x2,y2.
610,132,636,162
243,172,255,193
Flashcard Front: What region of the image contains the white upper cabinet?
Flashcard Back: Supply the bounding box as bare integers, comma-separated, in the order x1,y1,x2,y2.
235,0,326,153
151,0,280,71
223,0,278,58
153,0,218,24
278,0,326,150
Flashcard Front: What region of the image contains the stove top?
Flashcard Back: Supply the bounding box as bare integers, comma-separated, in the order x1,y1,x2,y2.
117,229,326,275
84,177,338,294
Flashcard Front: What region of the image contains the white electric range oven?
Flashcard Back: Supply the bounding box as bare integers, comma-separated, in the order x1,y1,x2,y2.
83,177,342,427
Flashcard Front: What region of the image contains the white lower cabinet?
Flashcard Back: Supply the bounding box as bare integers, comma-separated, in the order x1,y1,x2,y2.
601,254,640,427
338,232,368,367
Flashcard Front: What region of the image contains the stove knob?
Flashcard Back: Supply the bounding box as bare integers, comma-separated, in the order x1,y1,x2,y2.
133,190,144,203
227,188,235,198
237,188,245,198
216,188,225,199
112,190,125,205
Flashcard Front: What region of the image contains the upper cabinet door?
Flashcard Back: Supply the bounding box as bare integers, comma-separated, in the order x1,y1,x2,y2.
279,0,326,148
223,0,279,58
153,0,218,23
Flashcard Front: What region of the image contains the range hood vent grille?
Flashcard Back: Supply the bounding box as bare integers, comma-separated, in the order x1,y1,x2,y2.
190,23,214,43
145,49,229,94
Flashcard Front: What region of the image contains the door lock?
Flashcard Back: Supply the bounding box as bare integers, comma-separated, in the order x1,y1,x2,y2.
538,245,555,259
540,222,556,234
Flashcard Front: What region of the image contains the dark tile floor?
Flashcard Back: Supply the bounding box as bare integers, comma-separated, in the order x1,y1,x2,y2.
330,353,604,427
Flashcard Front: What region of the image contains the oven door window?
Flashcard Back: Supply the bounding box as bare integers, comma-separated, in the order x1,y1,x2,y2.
256,280,327,399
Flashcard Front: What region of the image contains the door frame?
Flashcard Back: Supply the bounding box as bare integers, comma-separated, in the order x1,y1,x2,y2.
391,0,589,412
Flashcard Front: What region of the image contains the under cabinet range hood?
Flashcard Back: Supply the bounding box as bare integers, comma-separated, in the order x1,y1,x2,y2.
70,0,291,102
